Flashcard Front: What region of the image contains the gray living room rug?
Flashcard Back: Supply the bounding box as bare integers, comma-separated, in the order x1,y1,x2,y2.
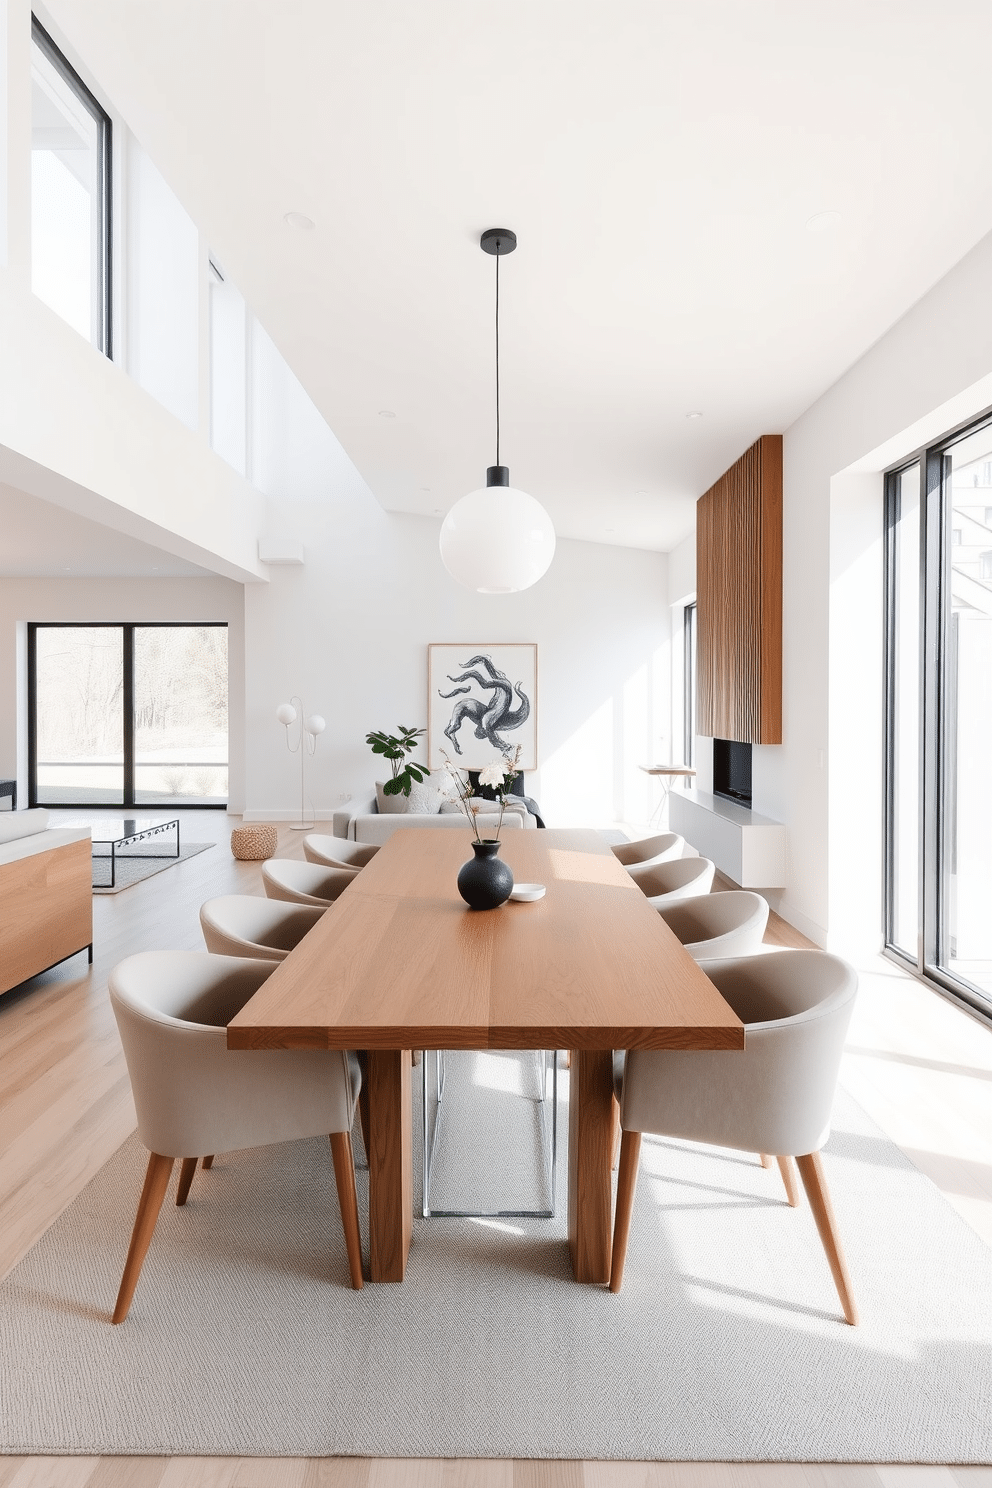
92,842,213,893
2,1054,991,1461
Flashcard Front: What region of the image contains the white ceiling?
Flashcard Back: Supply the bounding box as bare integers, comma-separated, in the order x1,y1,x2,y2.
0,482,211,577
44,0,992,553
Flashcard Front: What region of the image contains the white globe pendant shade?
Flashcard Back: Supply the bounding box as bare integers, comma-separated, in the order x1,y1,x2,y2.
440,483,556,593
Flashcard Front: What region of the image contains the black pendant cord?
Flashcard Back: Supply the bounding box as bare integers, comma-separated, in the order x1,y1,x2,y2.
495,243,501,468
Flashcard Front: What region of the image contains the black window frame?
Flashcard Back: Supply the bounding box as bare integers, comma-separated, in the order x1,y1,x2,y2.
27,622,229,810
31,15,113,359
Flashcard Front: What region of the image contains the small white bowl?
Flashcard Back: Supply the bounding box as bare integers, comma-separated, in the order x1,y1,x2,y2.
510,883,546,903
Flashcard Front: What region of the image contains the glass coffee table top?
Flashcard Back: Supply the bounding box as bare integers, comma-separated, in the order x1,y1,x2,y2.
88,817,178,845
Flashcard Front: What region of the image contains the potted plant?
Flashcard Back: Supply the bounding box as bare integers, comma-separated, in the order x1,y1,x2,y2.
365,725,430,798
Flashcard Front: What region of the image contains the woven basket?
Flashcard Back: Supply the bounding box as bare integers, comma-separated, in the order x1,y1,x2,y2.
230,825,278,861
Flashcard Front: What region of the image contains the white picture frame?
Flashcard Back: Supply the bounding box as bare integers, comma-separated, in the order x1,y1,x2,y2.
428,644,538,771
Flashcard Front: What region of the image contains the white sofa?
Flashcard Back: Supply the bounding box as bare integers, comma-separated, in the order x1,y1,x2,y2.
0,808,93,995
332,791,537,845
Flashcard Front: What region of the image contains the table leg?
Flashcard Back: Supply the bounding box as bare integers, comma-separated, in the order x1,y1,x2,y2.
567,1048,614,1283
366,1049,412,1282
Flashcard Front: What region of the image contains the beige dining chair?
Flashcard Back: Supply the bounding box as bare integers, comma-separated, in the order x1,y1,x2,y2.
611,832,684,874
200,895,325,960
610,948,859,1324
108,949,364,1322
303,836,380,872
262,859,357,906
633,855,715,906
656,890,769,960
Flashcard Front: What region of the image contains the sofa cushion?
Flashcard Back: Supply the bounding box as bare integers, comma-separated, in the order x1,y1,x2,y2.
406,781,444,814
0,807,49,845
375,781,409,815
354,812,527,845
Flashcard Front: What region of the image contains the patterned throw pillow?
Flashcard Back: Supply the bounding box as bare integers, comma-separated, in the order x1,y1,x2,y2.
406,782,444,815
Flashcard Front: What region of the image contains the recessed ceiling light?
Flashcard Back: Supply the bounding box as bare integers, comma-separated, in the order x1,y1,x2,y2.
421,486,431,492
283,211,315,231
605,527,616,533
685,411,703,421
806,210,841,233
634,489,648,496
378,409,396,419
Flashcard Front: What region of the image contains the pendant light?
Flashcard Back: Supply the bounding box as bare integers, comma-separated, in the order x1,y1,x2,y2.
439,228,556,593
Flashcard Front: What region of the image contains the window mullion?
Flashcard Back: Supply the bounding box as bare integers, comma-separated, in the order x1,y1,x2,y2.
123,625,135,809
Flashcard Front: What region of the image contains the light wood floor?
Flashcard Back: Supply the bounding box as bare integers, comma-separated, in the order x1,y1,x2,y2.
3,813,992,1486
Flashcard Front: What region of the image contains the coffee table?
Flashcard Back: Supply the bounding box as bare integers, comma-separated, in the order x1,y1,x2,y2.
89,816,180,889
227,827,743,1284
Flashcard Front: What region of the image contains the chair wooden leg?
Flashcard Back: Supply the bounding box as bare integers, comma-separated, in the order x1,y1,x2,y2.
202,1155,214,1170
776,1154,800,1207
795,1151,859,1326
759,1152,773,1168
112,1152,174,1324
608,1130,642,1294
176,1157,198,1207
329,1132,364,1290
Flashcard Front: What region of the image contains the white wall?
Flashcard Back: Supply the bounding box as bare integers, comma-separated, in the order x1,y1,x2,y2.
242,336,669,824
780,230,992,950
0,576,246,810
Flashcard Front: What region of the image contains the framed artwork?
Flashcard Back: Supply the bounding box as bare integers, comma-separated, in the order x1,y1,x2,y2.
428,644,538,771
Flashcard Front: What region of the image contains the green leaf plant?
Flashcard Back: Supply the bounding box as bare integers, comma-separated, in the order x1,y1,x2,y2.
365,724,430,797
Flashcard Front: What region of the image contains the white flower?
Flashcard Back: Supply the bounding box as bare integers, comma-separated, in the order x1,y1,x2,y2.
478,760,507,788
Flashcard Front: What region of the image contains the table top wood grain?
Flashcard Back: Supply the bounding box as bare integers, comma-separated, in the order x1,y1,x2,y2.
227,827,743,1054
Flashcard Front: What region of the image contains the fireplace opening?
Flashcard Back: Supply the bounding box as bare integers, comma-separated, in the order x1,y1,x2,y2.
713,739,752,807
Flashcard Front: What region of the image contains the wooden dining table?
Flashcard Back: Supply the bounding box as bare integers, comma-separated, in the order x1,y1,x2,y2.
227,826,744,1284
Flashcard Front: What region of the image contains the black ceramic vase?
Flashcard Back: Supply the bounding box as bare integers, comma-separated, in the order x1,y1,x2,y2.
457,839,514,910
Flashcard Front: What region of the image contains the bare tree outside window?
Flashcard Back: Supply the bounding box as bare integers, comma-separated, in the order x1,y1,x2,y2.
32,624,228,806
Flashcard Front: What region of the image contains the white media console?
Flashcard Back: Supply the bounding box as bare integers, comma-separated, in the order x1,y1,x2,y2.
669,788,786,889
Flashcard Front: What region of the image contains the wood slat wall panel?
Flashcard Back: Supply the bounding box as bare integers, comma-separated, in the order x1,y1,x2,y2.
696,435,782,744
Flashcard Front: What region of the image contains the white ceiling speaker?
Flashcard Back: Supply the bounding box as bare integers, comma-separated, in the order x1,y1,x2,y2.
440,229,555,594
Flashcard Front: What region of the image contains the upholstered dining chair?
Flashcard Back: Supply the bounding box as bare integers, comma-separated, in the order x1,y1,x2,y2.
108,950,364,1322
633,855,715,907
200,895,325,960
261,858,357,906
609,948,859,1324
656,890,769,960
303,836,380,872
611,832,684,874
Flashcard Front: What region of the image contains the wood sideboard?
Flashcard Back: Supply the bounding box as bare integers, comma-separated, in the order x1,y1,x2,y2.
0,834,93,995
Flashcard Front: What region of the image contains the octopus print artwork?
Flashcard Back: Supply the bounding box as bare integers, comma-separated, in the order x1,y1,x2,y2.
427,644,538,772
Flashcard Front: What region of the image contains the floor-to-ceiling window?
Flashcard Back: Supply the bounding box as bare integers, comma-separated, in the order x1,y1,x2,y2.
29,624,228,808
884,417,992,1014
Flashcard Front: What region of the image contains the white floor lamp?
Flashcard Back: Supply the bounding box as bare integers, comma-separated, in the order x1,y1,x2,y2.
276,698,325,830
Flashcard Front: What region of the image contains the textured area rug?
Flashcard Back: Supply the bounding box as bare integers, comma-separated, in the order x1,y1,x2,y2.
2,1055,992,1461
92,842,212,893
